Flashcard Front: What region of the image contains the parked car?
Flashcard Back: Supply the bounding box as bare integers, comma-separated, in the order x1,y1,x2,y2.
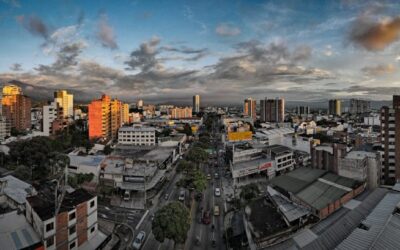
178,190,185,201
214,172,219,179
164,193,169,200
132,231,146,249
202,210,211,224
123,190,130,201
207,174,211,180
214,188,221,197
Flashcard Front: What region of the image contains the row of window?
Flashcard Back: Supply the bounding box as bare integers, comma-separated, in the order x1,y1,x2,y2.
46,226,96,249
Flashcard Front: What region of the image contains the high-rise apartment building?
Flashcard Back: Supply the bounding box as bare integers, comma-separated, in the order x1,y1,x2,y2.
380,95,400,185
296,106,310,116
168,107,192,119
42,101,66,136
54,90,74,118
349,98,371,114
260,97,285,123
88,94,123,140
2,85,31,131
121,103,130,124
137,99,143,109
328,99,341,116
243,98,256,120
193,95,200,113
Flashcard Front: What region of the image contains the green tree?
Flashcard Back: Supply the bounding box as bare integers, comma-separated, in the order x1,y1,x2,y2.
240,183,260,201
152,202,190,245
186,147,208,164
191,170,207,192
176,160,191,173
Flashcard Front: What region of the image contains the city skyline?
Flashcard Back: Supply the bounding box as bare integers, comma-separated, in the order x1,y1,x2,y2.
1,1,400,104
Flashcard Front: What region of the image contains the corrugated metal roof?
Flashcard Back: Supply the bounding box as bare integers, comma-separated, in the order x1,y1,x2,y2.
335,192,400,250
371,214,400,250
302,188,388,250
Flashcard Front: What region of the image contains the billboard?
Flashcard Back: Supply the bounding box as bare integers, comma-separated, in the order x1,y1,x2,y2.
258,162,273,171
227,131,252,141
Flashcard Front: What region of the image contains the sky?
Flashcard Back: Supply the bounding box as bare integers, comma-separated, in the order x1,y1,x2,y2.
1,0,400,105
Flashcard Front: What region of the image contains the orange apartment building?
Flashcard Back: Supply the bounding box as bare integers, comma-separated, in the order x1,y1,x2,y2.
2,85,31,131
88,94,125,140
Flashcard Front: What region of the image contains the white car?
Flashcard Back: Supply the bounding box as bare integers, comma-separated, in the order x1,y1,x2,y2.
178,190,185,201
215,188,221,197
132,231,146,249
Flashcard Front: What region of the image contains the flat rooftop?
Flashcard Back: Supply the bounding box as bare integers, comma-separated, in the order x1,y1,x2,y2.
69,155,105,167
267,144,293,155
0,175,35,205
0,210,41,250
26,188,94,221
119,126,156,132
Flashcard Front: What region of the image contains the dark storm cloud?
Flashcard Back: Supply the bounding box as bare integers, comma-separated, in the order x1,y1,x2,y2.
125,37,160,72
97,13,118,49
35,41,85,75
16,15,50,40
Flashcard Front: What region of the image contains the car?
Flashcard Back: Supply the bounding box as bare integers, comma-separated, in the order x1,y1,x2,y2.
214,188,221,197
214,205,220,216
178,190,185,201
207,174,211,180
123,190,130,201
164,193,169,200
202,211,211,224
132,231,146,249
214,173,219,179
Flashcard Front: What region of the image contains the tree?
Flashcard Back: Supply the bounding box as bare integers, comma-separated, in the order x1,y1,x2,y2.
186,147,208,163
176,160,191,173
240,183,260,201
191,170,207,192
152,202,190,245
103,145,112,155
182,123,193,136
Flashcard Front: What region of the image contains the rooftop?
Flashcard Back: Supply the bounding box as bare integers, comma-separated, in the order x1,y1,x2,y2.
0,210,41,250
69,155,105,167
26,188,94,221
267,144,293,155
0,175,36,205
119,126,156,132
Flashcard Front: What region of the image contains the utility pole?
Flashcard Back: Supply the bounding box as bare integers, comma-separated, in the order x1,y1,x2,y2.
144,160,148,209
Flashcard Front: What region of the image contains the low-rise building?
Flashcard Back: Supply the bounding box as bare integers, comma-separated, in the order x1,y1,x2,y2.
68,155,105,182
26,188,106,250
0,175,37,210
270,167,364,219
118,126,156,146
0,210,43,250
265,145,295,175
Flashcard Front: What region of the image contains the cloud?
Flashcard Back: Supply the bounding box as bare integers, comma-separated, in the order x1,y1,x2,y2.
97,13,118,49
361,63,395,76
125,36,161,72
215,23,241,36
16,15,50,40
10,63,22,71
349,14,400,51
35,41,87,75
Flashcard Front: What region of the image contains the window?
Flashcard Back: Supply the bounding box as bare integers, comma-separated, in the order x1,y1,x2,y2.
69,212,76,220
46,237,54,247
90,200,95,208
91,226,95,233
46,222,54,232
69,241,76,249
69,225,76,235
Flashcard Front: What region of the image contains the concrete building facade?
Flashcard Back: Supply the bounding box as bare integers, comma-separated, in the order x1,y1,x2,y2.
260,97,285,123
